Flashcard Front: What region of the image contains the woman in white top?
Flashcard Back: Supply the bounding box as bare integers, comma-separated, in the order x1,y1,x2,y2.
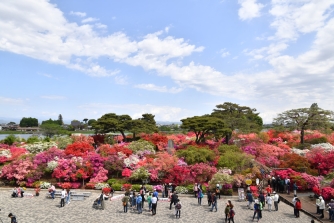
266,193,273,212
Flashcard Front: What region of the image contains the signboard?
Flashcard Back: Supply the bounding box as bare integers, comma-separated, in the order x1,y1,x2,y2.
245,179,252,185
238,188,245,201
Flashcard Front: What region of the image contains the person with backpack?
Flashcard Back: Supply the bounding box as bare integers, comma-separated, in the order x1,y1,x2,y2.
175,200,181,218
210,192,217,212
228,206,235,223
136,194,143,214
170,192,178,210
198,189,203,205
258,192,265,208
224,202,230,222
151,194,158,215
295,198,301,218
8,213,17,223
122,192,130,213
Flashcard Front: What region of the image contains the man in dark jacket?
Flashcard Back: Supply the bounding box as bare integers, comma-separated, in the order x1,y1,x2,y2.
170,192,178,210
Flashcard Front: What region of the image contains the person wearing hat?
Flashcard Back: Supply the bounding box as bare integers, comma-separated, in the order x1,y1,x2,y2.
319,196,325,218
273,191,280,211
327,199,334,222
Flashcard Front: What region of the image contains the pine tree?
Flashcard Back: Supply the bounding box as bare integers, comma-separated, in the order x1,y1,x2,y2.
58,114,64,125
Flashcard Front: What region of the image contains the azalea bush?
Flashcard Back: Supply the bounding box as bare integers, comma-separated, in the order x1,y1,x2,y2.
175,186,188,194
64,142,95,157
23,142,57,153
208,172,233,190
122,183,132,191
127,140,156,154
95,182,110,190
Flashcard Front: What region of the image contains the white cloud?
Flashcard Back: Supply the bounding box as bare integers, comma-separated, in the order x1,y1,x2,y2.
81,17,99,23
95,23,107,29
238,0,264,20
269,0,334,41
114,75,128,85
135,84,183,93
0,97,23,104
220,48,230,58
70,11,86,17
40,95,66,100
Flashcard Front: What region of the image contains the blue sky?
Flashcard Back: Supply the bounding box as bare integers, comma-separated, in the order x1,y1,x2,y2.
1,0,334,124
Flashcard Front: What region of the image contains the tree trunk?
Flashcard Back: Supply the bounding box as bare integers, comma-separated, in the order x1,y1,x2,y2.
225,134,230,144
300,128,305,144
120,131,126,142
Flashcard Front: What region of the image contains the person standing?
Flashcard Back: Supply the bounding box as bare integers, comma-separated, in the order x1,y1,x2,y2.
164,184,168,199
151,194,158,215
216,184,221,199
131,191,136,209
136,194,143,214
295,198,301,218
194,183,198,198
327,199,334,222
147,192,152,212
293,182,298,196
259,192,265,209
266,193,273,212
210,192,217,212
224,203,230,223
162,183,166,198
207,190,212,206
19,187,24,197
286,178,290,194
66,188,71,204
246,191,254,209
316,195,321,214
198,189,203,205
60,189,67,208
319,196,325,218
228,206,235,223
292,195,298,217
175,200,182,218
273,191,279,211
122,193,130,213
252,200,260,222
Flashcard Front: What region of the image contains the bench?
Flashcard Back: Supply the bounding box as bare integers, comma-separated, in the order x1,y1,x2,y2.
46,191,62,198
71,194,85,201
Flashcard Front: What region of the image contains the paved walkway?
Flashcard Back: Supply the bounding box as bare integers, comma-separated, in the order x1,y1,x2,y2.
0,189,320,223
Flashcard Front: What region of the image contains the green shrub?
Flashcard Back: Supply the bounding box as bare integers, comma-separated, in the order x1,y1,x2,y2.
131,184,141,192
222,189,233,196
112,183,122,191
295,143,311,150
26,136,40,144
217,144,241,154
186,185,194,193
3,135,16,145
107,178,126,185
176,146,215,164
145,185,153,192
305,137,328,144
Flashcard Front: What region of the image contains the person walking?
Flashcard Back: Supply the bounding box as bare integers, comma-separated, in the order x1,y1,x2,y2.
151,194,158,215
198,189,203,205
170,192,178,210
273,191,279,211
266,193,273,212
207,190,212,206
295,198,301,218
136,194,143,214
60,188,67,208
175,200,182,218
252,200,260,222
194,183,198,198
246,191,254,209
122,193,130,213
319,196,325,218
210,192,217,212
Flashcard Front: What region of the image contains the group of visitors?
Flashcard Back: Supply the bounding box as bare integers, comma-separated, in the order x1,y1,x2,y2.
11,187,24,198
268,175,298,195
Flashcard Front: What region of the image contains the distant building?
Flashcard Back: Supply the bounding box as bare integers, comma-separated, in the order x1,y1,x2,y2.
71,120,81,130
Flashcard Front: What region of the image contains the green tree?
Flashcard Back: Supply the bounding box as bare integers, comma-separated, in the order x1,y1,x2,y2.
180,115,227,144
88,119,97,126
129,113,158,139
176,146,215,165
83,118,88,124
40,123,68,137
42,118,61,125
211,102,263,143
273,103,333,144
93,113,132,142
3,134,16,145
58,114,64,125
19,117,38,127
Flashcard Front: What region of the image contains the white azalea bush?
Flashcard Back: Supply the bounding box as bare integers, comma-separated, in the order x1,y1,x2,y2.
127,140,155,154
311,143,334,151
47,160,58,170
0,149,11,158
291,148,310,156
52,136,73,149
175,186,188,194
23,142,57,153
124,154,140,168
95,183,110,190
39,181,51,189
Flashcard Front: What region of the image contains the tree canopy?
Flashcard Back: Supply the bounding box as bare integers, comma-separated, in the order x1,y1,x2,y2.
42,118,62,126
180,115,228,144
19,117,38,127
273,103,333,144
211,102,263,143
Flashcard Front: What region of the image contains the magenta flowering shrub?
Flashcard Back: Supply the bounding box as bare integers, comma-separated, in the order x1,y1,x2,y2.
189,163,217,183
52,158,78,181
321,187,334,200
84,152,105,177
89,167,108,183
153,184,163,191
223,183,232,189
242,145,257,156
1,158,36,183
33,147,65,166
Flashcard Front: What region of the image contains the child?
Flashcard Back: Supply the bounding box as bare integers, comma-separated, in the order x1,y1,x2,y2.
175,200,182,218
228,207,235,223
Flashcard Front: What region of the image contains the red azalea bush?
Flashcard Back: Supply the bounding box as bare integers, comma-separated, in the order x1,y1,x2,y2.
140,133,168,150
306,148,334,175
85,182,96,189
321,187,334,200
64,142,95,157
122,183,132,191
312,186,321,195
122,168,131,177
71,135,94,144
189,163,217,183
102,187,111,194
